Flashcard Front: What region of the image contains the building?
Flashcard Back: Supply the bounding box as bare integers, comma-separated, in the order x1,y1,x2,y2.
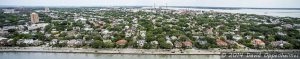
30,12,39,24
67,39,84,47
216,39,228,47
0,37,8,46
116,39,127,45
251,39,265,48
270,40,290,48
2,9,19,13
174,41,182,48
137,40,146,47
182,41,193,48
44,7,50,12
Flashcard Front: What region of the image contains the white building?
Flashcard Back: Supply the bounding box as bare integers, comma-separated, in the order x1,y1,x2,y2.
3,9,19,13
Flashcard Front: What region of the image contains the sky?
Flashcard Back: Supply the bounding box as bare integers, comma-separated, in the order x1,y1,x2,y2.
0,0,300,8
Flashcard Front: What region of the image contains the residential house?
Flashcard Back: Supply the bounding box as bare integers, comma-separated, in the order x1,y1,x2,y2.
0,37,8,46
17,39,42,46
206,28,213,35
50,39,58,45
174,41,182,48
166,40,173,46
150,41,158,45
270,40,290,48
137,40,146,47
251,39,265,48
197,39,208,45
116,39,127,45
245,35,252,40
216,39,228,47
85,39,94,45
182,41,193,48
232,35,242,41
59,40,68,44
101,29,112,39
170,36,178,40
103,40,112,43
140,31,146,38
67,39,84,47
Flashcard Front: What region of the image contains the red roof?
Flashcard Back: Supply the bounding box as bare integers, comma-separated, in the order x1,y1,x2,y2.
216,39,228,46
116,39,127,45
252,39,265,45
183,41,192,47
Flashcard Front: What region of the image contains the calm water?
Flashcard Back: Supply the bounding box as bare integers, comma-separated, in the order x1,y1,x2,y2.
168,7,300,18
0,52,220,59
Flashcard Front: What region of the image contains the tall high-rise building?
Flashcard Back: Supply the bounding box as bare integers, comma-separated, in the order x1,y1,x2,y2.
30,12,39,24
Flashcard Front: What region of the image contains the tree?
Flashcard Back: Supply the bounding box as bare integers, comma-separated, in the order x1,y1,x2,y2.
159,42,172,49
102,42,115,48
266,35,275,42
91,40,103,48
142,43,151,49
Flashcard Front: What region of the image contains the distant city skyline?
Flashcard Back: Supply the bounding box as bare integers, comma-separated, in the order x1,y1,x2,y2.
1,0,300,8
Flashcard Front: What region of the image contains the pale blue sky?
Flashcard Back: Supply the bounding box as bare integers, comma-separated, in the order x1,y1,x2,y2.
0,0,300,8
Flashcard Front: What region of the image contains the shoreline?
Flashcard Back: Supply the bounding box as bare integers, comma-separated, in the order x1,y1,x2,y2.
0,47,300,55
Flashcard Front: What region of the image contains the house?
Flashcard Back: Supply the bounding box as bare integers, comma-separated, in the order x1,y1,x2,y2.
166,40,173,46
258,36,266,39
245,35,252,40
32,40,43,46
103,40,112,43
232,35,242,41
251,39,265,48
174,41,182,48
170,36,178,40
125,30,133,38
16,39,30,45
85,39,94,45
197,39,208,45
101,29,112,39
282,24,293,29
50,39,58,45
0,37,8,46
59,40,68,44
140,31,146,38
182,41,193,48
83,28,93,31
116,39,127,45
165,36,171,40
67,39,84,47
17,39,42,46
206,28,213,35
3,9,19,13
0,30,9,36
270,40,290,48
2,26,16,31
132,18,138,24
277,32,287,36
6,39,14,46
150,41,158,45
216,39,228,47
27,23,49,30
137,40,146,47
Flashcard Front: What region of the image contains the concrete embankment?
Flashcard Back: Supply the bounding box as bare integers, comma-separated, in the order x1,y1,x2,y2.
1,47,300,55
0,47,220,55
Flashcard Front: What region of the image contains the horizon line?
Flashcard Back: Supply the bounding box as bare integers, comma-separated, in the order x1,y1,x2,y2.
1,5,300,9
